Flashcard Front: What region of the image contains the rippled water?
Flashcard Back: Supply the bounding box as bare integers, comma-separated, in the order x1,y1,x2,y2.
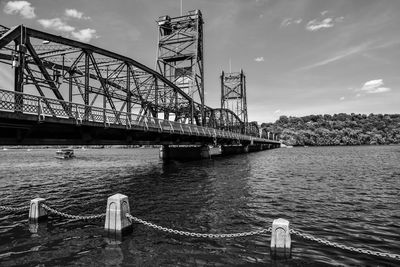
0,146,399,266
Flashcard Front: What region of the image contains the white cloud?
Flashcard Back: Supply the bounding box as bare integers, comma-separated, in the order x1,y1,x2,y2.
281,18,292,27
65,9,90,20
339,96,345,101
254,56,264,62
296,42,372,71
306,18,335,31
335,16,344,23
274,109,281,114
71,28,97,42
281,18,302,27
38,18,75,32
321,10,329,16
360,79,391,94
3,1,36,19
294,19,302,24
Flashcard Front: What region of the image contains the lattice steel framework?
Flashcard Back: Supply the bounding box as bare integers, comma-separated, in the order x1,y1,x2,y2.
0,25,208,122
156,10,204,125
0,23,269,140
221,70,248,133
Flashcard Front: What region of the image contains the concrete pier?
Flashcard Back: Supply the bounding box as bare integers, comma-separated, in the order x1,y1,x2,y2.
270,218,291,259
159,145,210,160
221,145,248,155
105,194,132,235
29,198,47,221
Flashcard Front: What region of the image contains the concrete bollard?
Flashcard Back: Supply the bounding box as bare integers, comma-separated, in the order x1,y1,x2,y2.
29,198,47,221
104,194,132,235
270,218,291,258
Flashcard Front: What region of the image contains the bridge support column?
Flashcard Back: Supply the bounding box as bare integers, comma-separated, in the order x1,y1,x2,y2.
221,145,249,155
159,145,210,160
248,144,262,152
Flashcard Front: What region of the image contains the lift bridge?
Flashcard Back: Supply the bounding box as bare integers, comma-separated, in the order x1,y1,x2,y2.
0,11,280,159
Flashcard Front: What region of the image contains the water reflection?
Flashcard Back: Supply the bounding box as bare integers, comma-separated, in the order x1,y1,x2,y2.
28,220,48,237
103,237,124,266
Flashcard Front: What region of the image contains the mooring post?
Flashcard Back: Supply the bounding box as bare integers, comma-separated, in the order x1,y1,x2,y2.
270,218,291,258
104,193,132,235
29,198,47,221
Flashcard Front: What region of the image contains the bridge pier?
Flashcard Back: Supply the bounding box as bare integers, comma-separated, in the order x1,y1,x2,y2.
159,145,210,160
221,143,279,155
221,145,248,155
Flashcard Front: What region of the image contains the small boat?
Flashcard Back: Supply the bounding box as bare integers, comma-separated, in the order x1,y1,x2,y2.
55,149,75,159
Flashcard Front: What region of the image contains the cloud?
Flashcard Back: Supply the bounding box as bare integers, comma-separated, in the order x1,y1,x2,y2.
71,28,97,42
254,56,264,62
65,8,90,20
306,11,345,31
306,18,335,31
339,96,345,101
280,18,302,27
3,0,35,19
38,18,75,32
360,79,391,94
296,41,372,71
274,109,281,114
335,16,344,23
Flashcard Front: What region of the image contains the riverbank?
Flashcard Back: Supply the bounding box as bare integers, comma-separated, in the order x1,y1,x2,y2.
262,113,400,146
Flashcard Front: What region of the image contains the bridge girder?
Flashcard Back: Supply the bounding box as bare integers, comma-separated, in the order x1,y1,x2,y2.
0,25,212,122
0,24,261,137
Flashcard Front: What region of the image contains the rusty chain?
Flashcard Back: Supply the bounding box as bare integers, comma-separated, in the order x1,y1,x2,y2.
126,213,271,238
290,229,400,260
0,205,30,212
41,203,105,220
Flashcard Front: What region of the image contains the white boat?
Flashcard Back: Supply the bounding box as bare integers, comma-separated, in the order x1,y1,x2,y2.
55,149,75,159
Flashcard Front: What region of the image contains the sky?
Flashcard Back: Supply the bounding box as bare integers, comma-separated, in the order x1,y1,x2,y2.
0,0,399,123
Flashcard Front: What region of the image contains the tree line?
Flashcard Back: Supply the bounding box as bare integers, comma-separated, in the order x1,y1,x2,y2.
261,113,400,146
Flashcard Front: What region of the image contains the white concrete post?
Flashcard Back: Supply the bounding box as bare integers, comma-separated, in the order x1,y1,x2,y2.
29,198,47,221
105,194,132,234
270,218,291,258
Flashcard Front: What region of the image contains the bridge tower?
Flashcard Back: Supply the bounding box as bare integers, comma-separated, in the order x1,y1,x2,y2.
156,10,204,125
220,70,248,133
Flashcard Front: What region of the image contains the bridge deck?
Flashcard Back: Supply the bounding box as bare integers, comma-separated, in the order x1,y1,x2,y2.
0,89,280,146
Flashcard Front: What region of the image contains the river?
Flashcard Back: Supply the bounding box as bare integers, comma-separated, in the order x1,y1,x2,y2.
0,146,399,266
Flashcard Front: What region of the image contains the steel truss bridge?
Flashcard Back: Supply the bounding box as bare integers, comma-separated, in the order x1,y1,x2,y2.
0,23,279,147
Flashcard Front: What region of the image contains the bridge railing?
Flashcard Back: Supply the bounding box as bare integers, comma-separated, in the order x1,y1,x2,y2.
0,89,276,143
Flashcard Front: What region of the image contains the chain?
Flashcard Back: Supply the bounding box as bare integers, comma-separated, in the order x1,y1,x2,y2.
126,213,271,238
3,203,399,261
0,205,30,212
290,229,400,260
41,204,105,220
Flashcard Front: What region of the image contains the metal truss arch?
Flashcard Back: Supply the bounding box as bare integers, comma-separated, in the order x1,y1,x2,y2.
0,25,208,122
